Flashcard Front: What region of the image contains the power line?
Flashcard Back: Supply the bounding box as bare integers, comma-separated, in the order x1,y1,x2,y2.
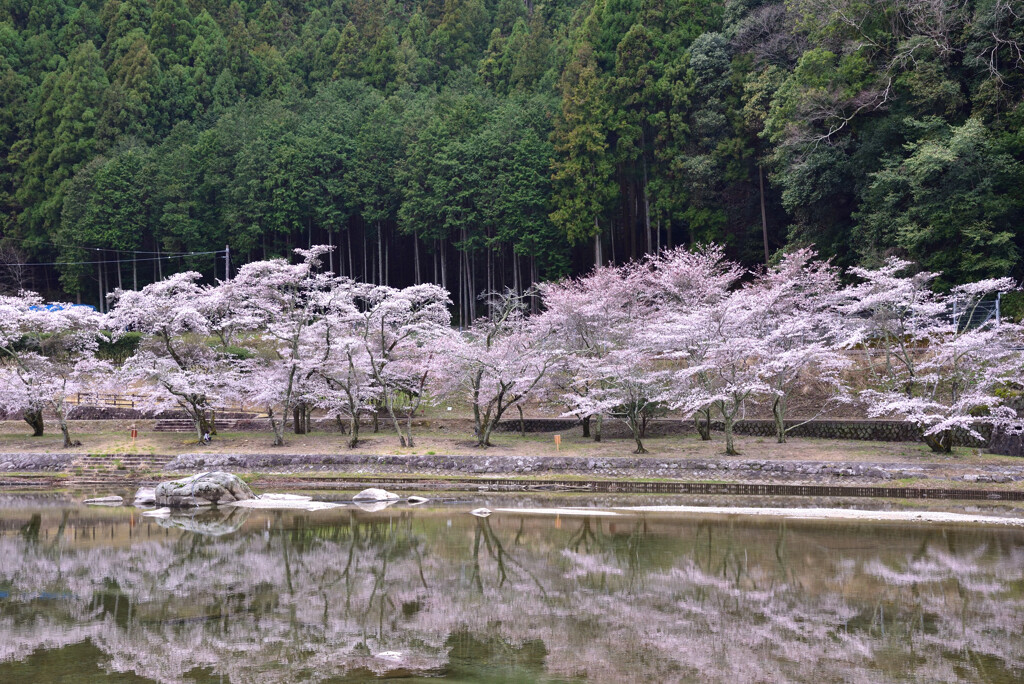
0,233,219,257
0,251,225,267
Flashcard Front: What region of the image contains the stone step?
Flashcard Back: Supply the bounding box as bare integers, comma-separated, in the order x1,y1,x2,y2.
67,453,176,487
74,469,165,474
74,456,176,462
73,480,160,487
73,464,170,470
74,457,175,464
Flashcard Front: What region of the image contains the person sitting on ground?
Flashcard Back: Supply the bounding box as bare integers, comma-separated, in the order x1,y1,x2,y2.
202,431,211,445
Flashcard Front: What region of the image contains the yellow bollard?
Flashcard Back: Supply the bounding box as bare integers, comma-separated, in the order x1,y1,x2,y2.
554,434,561,451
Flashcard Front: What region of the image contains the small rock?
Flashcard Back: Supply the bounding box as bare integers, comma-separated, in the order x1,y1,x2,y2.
353,499,397,513
470,508,492,518
259,493,313,501
133,487,156,505
407,495,429,505
353,488,400,502
84,495,123,505
142,507,171,517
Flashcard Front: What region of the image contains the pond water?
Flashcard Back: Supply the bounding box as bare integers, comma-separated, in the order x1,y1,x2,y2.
1,492,1024,683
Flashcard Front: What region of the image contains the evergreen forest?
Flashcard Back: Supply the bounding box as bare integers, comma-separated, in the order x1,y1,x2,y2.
1,0,1022,319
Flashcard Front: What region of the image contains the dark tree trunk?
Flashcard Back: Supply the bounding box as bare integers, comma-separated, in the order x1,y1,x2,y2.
923,430,953,453
582,415,591,438
348,413,359,449
723,411,738,456
694,410,711,441
199,412,216,438
59,417,73,448
24,409,44,437
772,396,786,444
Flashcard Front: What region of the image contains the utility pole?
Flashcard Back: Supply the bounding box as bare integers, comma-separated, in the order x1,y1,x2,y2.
225,245,230,281
759,165,770,265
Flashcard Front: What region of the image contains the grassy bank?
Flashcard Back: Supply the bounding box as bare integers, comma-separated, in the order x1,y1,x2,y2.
0,419,1019,465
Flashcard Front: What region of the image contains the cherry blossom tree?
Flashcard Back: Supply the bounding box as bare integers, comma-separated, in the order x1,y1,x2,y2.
746,249,851,443
108,273,235,442
667,289,772,455
433,290,557,448
544,265,666,453
0,293,110,446
223,247,336,446
301,288,377,448
561,349,666,454
643,245,745,444
840,258,1017,452
349,282,451,448
539,266,634,442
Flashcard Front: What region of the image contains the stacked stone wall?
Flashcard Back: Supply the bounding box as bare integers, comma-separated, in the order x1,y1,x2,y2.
989,428,1024,457
496,417,991,447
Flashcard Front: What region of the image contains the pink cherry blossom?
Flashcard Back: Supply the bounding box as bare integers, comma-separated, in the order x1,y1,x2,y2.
0,292,111,446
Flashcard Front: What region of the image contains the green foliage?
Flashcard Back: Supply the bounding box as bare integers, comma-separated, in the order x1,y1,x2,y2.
222,344,254,360
96,330,141,364
0,0,1021,303
550,40,616,246
999,291,1024,323
854,118,1023,286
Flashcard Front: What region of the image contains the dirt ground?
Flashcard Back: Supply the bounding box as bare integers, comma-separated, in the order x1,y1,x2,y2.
1,417,1020,467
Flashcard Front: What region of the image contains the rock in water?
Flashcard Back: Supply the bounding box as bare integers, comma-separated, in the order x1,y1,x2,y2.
353,499,397,513
154,472,255,507
407,495,429,505
133,487,156,505
470,508,492,518
258,493,313,502
84,495,123,505
154,509,250,536
352,488,399,502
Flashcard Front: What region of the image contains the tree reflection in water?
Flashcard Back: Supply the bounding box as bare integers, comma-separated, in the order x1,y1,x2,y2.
0,500,1022,683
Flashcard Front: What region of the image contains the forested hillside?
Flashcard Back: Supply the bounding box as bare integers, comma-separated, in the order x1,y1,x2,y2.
1,0,1022,316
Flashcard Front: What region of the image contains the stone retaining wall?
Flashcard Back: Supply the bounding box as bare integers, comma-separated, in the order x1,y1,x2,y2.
162,452,1024,484
3,448,1022,484
0,453,77,471
724,419,990,447
495,417,990,447
0,413,1006,450
989,428,1024,457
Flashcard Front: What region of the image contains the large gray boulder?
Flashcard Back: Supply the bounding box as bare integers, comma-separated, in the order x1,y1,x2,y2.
154,472,255,507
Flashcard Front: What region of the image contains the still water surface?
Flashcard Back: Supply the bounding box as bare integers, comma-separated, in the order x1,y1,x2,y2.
1,493,1023,683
